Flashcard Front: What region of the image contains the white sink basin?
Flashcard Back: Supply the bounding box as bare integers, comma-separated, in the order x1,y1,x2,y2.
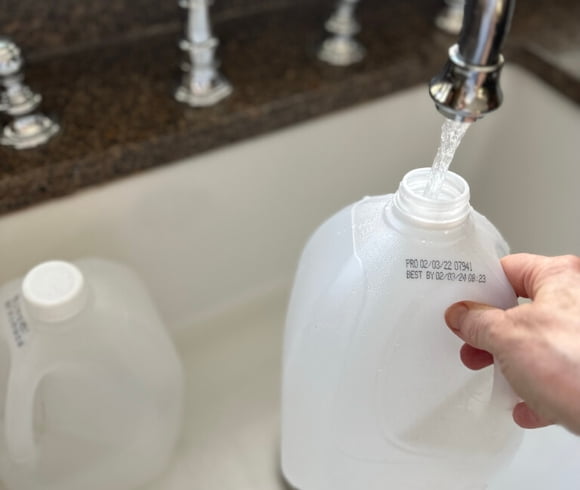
1,65,579,489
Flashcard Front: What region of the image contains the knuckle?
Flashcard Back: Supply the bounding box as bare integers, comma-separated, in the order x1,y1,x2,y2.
562,254,580,272
463,307,503,350
534,255,580,289
552,255,580,274
486,309,516,350
484,313,504,345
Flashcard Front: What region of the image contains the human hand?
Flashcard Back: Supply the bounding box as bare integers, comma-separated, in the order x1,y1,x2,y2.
445,253,580,435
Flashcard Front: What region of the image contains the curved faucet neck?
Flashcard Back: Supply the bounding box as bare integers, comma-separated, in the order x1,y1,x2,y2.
458,0,515,67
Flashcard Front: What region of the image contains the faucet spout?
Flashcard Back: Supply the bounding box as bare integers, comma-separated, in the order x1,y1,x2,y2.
429,0,516,122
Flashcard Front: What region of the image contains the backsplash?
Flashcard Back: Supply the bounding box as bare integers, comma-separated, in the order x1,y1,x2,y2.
0,0,578,216
1,0,316,59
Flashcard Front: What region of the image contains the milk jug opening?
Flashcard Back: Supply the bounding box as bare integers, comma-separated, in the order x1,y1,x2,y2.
21,261,88,323
392,168,471,228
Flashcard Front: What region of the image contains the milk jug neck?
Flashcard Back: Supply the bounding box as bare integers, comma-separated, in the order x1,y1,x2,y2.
22,261,88,324
391,168,471,229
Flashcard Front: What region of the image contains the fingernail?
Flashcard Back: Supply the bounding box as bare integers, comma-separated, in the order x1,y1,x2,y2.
445,302,469,330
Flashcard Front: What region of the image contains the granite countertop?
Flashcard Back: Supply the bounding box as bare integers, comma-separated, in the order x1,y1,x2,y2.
0,0,578,216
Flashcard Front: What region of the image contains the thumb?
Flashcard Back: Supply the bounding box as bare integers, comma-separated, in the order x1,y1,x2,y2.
445,301,508,354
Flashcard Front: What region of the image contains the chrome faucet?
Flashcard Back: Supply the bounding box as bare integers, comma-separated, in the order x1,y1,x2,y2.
175,0,232,107
429,0,516,122
435,0,465,35
0,38,59,149
318,0,365,66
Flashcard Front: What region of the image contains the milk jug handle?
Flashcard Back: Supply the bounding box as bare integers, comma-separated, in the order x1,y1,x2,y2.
492,360,520,409
5,367,39,465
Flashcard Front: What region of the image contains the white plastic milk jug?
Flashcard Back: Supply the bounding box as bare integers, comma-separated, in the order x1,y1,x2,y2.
281,168,523,490
0,258,183,490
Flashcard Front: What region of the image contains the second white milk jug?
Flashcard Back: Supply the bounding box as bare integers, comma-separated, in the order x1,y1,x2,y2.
0,258,184,490
281,168,523,490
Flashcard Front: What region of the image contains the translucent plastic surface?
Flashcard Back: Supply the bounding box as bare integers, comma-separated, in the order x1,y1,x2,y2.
0,258,184,490
281,169,523,490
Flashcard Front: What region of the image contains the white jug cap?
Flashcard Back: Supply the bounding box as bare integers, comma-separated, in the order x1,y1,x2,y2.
22,261,88,323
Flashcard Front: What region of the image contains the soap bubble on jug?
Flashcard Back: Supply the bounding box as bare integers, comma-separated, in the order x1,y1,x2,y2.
424,119,471,199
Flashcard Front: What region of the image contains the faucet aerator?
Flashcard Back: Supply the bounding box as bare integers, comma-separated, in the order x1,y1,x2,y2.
429,45,505,122
430,0,515,121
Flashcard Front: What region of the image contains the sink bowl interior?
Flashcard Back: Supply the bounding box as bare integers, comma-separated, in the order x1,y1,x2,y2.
0,65,579,489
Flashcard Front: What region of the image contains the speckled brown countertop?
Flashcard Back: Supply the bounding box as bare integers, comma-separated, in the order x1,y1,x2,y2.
0,0,579,215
